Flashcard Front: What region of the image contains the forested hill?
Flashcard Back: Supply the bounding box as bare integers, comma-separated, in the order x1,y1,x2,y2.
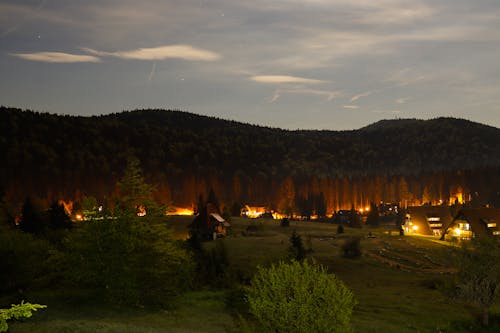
1,107,499,208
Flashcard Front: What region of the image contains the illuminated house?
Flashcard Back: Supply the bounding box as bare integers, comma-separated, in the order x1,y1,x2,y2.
405,206,453,236
442,208,500,240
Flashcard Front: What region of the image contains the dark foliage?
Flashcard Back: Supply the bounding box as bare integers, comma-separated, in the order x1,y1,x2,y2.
342,237,362,258
366,202,380,226
289,229,306,261
18,197,45,235
2,107,500,210
47,201,72,230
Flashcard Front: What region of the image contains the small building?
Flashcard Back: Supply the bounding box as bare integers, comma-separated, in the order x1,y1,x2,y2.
189,203,231,240
405,206,453,236
442,208,500,240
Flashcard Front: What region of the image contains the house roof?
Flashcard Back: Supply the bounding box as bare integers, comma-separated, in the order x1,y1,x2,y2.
445,208,500,236
210,213,226,223
407,206,453,235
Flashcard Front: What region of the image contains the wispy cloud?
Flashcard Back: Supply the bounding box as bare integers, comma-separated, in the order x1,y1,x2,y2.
268,88,341,103
83,44,220,61
386,68,426,86
343,105,360,109
10,52,100,63
350,91,373,102
147,62,157,82
396,97,410,104
250,75,327,84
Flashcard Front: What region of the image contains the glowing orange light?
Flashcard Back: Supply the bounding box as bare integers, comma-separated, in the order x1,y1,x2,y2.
167,207,194,216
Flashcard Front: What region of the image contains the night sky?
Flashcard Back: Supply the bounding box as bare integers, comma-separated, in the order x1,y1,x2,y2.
2,0,500,130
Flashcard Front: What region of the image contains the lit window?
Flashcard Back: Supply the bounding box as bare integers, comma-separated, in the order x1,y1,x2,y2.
487,223,497,228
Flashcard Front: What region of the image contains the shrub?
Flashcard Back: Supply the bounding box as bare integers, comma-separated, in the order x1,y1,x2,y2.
337,224,344,234
288,229,306,261
63,217,194,306
0,226,56,292
453,236,500,326
0,301,46,332
246,260,356,333
342,237,362,258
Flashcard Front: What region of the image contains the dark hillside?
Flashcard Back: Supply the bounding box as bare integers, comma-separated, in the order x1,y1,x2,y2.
1,107,499,210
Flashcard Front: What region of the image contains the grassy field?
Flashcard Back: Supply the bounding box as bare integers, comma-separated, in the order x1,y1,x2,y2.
6,216,500,332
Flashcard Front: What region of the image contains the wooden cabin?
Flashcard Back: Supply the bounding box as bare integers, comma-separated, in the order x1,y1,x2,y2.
189,203,231,240
442,208,500,240
405,206,453,236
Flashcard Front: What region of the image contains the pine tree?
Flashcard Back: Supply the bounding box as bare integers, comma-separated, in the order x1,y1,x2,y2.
19,197,45,235
48,201,72,229
366,202,379,226
116,156,158,218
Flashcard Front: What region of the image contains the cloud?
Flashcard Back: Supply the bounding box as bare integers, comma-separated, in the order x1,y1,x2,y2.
83,44,220,61
343,105,360,109
147,62,157,82
350,91,373,102
10,52,100,63
396,97,410,104
385,68,426,86
268,88,341,102
250,75,327,84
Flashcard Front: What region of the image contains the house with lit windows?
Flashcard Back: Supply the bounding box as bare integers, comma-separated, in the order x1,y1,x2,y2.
441,208,500,240
405,206,453,236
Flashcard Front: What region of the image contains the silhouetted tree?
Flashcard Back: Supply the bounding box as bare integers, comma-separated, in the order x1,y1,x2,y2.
349,204,361,227
207,188,220,212
19,197,44,235
288,229,306,261
316,192,327,219
366,202,379,226
47,201,72,230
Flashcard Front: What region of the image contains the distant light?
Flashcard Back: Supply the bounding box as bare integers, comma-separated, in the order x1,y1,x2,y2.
167,207,194,216
365,206,370,211
75,214,83,221
98,206,103,212
412,225,419,231
454,228,461,236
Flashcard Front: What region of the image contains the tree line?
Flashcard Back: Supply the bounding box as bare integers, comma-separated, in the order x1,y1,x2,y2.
1,107,499,212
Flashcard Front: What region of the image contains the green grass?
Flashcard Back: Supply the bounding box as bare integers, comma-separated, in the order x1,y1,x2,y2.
5,216,500,332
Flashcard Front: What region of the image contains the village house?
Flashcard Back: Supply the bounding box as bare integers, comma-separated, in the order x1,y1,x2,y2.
441,208,500,240
405,206,454,236
189,202,231,240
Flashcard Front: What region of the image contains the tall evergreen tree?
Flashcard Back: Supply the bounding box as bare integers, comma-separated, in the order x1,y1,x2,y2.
47,201,72,230
19,197,45,235
366,201,379,226
349,204,361,227
116,156,158,218
315,192,327,219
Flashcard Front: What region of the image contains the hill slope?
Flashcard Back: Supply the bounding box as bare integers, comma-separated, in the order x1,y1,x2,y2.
1,107,499,208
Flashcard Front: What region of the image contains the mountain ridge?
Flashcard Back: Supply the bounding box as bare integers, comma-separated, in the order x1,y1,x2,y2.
1,107,499,209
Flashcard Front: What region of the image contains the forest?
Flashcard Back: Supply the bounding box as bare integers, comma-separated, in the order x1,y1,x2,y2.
1,106,500,214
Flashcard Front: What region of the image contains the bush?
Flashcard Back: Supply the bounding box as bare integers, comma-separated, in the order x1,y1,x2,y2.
246,260,356,333
342,237,362,258
63,217,194,306
0,301,46,332
0,226,56,293
288,229,306,261
337,224,344,234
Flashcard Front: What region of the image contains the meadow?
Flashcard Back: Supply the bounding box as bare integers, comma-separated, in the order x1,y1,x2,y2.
5,216,500,332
